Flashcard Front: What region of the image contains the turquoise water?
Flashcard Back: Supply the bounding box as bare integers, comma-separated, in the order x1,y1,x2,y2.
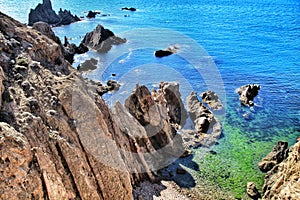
1,0,300,197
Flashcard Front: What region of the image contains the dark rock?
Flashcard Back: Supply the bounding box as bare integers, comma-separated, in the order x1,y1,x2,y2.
0,111,15,124
122,7,137,11
32,22,61,44
236,84,260,107
155,50,173,57
78,58,98,72
28,0,80,26
58,8,80,25
247,182,261,199
209,150,217,155
176,167,187,175
81,25,126,53
200,90,223,110
258,141,288,172
86,11,100,18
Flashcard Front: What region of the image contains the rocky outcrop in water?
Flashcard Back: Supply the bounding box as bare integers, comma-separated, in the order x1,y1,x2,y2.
259,141,300,199
0,12,190,199
186,91,222,147
155,45,179,58
200,90,223,110
236,84,260,106
28,0,80,26
81,25,126,53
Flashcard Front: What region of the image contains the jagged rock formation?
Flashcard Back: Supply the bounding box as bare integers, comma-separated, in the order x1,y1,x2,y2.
186,91,222,147
200,90,223,110
0,12,186,199
32,21,88,64
151,82,187,127
236,84,260,106
246,182,261,199
259,141,300,199
81,25,126,53
28,0,80,26
258,141,288,172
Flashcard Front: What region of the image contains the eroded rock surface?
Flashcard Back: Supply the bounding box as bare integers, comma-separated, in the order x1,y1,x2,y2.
236,84,260,106
186,91,222,147
260,141,300,200
28,0,80,26
81,24,126,53
258,141,288,173
0,12,189,200
200,90,223,110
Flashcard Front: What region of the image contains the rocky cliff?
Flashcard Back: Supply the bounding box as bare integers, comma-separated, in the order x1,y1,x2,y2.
258,141,300,199
0,12,185,199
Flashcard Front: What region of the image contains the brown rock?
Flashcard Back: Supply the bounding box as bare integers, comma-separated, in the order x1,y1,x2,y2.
236,84,260,106
200,90,223,110
261,141,300,199
247,182,261,199
258,141,288,172
81,24,126,53
186,91,222,147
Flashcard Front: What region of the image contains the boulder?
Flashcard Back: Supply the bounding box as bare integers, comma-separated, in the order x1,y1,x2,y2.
155,45,179,58
258,141,288,172
200,90,223,110
28,0,80,26
236,84,260,106
246,182,261,199
186,91,222,147
81,25,126,53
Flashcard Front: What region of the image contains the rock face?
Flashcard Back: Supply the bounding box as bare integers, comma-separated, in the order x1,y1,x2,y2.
81,25,126,53
0,12,187,199
200,90,223,110
236,84,260,106
28,0,80,26
186,91,222,147
260,141,300,199
247,182,261,199
151,82,187,127
258,141,288,173
32,21,88,64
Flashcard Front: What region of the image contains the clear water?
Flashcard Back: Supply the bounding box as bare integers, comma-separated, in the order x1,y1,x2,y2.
1,0,300,197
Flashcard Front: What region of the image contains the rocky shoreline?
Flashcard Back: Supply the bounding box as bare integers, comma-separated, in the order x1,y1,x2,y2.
0,3,299,200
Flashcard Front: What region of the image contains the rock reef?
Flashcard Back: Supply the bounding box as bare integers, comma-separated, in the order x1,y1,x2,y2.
28,0,80,26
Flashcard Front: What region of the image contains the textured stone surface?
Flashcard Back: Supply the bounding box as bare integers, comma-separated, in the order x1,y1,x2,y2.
81,24,126,52
258,141,288,173
200,90,223,110
261,141,300,200
28,0,80,26
186,91,222,147
236,84,260,106
247,182,261,199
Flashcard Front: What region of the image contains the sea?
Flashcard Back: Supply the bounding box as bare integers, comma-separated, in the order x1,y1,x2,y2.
1,0,299,198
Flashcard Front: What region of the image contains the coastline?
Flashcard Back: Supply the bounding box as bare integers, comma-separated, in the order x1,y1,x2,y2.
0,0,295,199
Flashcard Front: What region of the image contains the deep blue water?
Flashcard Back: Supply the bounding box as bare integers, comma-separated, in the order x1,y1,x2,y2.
1,0,300,196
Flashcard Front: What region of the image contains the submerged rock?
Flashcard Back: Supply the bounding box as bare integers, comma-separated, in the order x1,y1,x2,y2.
28,0,80,26
236,84,260,106
81,24,126,53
